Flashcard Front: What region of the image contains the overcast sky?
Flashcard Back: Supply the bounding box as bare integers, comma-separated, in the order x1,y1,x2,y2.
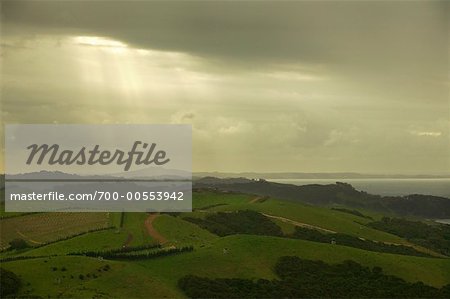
1,1,449,174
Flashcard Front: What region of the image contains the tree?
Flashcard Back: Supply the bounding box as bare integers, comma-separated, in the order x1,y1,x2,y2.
0,268,21,297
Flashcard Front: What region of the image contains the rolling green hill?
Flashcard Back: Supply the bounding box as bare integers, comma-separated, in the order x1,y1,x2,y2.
1,190,449,298
2,235,449,298
138,235,450,289
153,214,218,246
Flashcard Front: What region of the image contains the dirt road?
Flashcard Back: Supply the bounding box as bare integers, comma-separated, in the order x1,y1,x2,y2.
262,213,336,233
248,196,268,204
144,213,167,244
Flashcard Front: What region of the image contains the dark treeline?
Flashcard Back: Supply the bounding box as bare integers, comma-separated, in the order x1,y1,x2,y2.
69,243,161,257
0,255,55,263
178,256,450,298
184,210,282,237
367,217,450,256
105,246,194,260
119,212,125,228
70,245,193,260
331,207,373,219
290,227,432,257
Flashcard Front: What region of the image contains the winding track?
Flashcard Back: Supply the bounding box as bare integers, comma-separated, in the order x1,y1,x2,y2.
261,213,337,233
144,213,167,244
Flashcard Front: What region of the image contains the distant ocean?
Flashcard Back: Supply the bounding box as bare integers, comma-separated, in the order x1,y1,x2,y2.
267,178,450,198
267,178,450,223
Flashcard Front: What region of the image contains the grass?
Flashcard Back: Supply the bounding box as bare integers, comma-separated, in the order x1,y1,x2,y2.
121,212,153,246
270,218,296,235
153,214,218,246
1,256,178,298
192,191,252,210
4,235,449,298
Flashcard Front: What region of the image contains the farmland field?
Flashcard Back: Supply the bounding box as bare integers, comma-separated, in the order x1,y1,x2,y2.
0,212,110,249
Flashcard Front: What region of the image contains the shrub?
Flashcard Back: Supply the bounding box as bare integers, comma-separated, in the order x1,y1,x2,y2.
9,238,30,250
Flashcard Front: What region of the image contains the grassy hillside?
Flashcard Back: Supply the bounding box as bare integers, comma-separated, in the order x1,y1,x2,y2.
192,191,253,210
1,256,179,298
184,192,412,245
121,212,154,246
153,214,218,246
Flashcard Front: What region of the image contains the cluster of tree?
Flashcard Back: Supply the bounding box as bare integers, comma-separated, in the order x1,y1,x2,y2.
69,243,161,258
331,207,373,219
0,268,21,297
184,210,283,237
8,238,30,250
367,217,450,256
289,227,431,257
178,256,450,298
194,178,450,218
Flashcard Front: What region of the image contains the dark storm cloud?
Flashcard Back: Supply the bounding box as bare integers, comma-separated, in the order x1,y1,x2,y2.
3,1,448,69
